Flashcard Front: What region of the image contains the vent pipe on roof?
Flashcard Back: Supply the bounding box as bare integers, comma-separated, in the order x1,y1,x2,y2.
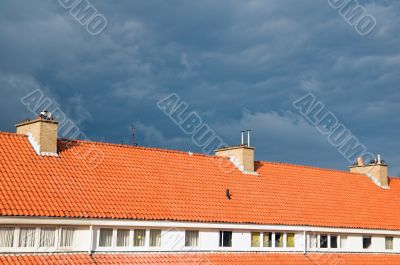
241,131,245,145
247,130,251,147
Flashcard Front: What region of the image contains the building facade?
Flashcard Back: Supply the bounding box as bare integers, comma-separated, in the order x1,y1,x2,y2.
1,114,400,264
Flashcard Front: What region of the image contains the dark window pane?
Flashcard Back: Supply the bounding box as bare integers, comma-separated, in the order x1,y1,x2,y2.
331,236,338,249
223,231,232,247
320,235,328,248
275,233,283,248
363,236,371,249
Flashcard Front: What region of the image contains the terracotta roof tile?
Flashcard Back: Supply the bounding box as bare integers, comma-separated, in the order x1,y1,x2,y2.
1,253,400,265
1,132,400,229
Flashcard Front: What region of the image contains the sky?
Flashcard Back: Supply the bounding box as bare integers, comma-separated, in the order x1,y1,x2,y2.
0,0,399,175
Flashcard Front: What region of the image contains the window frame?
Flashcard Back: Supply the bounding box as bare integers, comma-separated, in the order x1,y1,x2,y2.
286,233,295,248
362,236,372,250
98,228,114,248
0,227,16,249
385,236,394,250
132,229,146,248
115,229,130,248
58,226,76,249
185,230,200,248
38,227,56,248
251,232,261,248
263,232,273,248
17,226,38,249
219,231,233,248
274,232,284,248
149,229,162,248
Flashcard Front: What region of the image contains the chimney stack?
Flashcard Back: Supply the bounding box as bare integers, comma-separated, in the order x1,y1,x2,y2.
215,130,255,173
15,111,58,155
350,155,389,188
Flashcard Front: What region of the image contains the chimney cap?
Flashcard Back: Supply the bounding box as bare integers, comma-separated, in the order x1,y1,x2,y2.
39,110,53,121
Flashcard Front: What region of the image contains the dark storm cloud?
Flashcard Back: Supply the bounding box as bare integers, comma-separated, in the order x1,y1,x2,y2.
0,0,400,175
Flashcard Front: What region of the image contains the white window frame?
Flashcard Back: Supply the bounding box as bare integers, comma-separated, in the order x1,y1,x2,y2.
115,228,131,249
37,226,58,251
184,230,200,249
219,230,233,248
149,229,162,248
17,226,39,251
58,226,76,250
262,231,273,248
0,226,16,251
362,235,372,250
97,228,115,249
132,228,147,249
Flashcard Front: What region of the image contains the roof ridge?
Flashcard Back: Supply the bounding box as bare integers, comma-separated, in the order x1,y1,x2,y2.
0,131,27,138
258,160,353,174
59,138,216,158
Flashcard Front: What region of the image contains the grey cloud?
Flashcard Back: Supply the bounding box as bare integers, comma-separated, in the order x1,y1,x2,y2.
0,0,399,175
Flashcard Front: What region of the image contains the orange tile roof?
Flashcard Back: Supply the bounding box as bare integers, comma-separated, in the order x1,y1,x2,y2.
1,253,400,265
1,131,400,229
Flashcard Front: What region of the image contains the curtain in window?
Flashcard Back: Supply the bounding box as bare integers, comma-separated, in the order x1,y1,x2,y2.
286,233,295,248
19,228,36,248
385,237,393,250
331,235,338,248
340,235,347,249
310,234,317,248
275,233,283,248
99,228,113,247
133,229,146,247
39,228,56,247
0,227,14,248
149,230,161,247
263,232,272,248
116,229,130,247
251,232,260,247
60,227,75,248
185,230,199,247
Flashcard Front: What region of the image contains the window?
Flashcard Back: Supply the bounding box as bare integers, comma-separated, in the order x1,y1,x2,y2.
385,237,393,250
60,227,75,248
19,227,36,248
363,236,372,249
330,235,338,249
320,235,328,248
133,229,146,247
116,229,130,247
275,233,283,248
310,234,318,248
263,232,272,248
39,228,56,247
149,229,161,247
219,231,232,247
340,235,347,249
0,227,14,248
185,230,199,247
251,232,261,247
287,233,295,248
99,228,113,247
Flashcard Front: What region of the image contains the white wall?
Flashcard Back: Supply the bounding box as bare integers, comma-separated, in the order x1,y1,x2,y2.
1,220,400,254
